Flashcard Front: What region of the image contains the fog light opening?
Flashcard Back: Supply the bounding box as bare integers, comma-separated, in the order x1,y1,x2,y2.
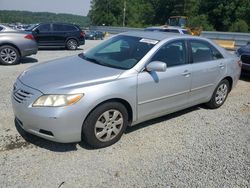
39,129,54,136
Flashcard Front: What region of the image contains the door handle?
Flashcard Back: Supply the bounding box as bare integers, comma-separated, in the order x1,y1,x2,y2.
182,70,191,77
219,63,225,69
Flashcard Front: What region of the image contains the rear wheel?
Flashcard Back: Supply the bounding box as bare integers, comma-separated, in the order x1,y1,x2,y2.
0,45,20,65
66,39,78,50
82,102,128,148
206,79,230,109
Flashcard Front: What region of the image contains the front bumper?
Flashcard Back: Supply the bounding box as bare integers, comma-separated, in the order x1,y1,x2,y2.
11,79,87,143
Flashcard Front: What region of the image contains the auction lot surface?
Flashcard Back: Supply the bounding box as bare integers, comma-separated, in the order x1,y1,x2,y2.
0,39,249,187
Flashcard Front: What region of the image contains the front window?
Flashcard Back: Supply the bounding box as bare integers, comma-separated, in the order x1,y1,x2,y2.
81,35,157,69
38,24,51,32
150,40,187,67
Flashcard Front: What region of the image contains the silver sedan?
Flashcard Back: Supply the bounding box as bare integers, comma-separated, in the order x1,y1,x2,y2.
12,31,241,148
0,24,37,65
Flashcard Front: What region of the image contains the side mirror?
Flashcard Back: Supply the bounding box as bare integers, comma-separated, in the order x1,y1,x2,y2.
241,54,250,64
146,61,167,72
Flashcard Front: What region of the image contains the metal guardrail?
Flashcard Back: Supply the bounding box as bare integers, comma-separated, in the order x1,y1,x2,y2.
90,26,250,47
201,31,250,47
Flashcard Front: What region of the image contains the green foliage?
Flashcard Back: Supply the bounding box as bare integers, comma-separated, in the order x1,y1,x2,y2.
229,20,249,32
89,0,249,32
0,10,90,27
188,15,214,31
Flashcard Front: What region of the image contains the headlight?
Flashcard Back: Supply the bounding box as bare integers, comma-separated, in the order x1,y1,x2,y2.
32,94,83,107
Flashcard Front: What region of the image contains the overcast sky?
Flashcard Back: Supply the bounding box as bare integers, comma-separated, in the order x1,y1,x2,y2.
0,0,91,16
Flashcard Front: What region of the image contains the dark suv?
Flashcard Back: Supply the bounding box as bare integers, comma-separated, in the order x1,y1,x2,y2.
26,23,85,50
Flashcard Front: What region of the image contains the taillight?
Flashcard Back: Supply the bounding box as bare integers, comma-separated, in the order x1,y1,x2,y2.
24,34,34,40
80,31,85,37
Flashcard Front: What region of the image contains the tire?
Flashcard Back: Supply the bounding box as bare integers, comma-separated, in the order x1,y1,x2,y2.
206,79,230,109
66,39,78,50
0,45,20,65
82,102,128,148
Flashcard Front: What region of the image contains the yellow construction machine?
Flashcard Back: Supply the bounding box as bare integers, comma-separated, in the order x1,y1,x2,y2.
167,16,202,36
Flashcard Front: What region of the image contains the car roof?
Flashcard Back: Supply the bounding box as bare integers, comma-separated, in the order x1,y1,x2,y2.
120,31,193,41
38,22,77,26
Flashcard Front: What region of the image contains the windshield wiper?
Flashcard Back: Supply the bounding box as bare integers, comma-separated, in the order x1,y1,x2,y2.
79,53,103,65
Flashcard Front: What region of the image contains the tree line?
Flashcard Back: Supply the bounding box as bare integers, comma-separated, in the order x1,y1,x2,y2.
0,10,90,27
88,0,250,32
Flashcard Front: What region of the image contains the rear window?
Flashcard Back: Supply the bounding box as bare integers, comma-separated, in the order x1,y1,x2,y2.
0,26,3,31
53,24,77,32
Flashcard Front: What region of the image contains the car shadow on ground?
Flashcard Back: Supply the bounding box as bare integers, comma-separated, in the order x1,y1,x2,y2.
20,57,38,64
15,105,203,152
125,105,202,134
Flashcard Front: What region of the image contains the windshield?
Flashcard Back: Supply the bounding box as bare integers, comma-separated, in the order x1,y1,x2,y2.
81,35,157,70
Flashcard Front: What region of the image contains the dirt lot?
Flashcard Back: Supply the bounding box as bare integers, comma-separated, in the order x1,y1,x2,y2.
0,40,249,187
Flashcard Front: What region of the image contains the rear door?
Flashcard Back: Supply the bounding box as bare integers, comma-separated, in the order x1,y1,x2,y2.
188,39,226,104
52,24,67,45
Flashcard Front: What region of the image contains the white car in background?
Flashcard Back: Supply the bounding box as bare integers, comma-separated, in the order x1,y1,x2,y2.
145,26,190,35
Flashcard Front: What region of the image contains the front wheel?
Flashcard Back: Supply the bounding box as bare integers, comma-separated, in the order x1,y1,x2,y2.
82,102,128,148
66,39,78,50
206,79,230,109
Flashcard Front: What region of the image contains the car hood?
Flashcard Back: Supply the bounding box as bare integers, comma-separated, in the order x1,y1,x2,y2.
18,54,124,93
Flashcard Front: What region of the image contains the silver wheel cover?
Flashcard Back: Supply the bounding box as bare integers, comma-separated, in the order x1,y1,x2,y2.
94,109,123,142
67,40,77,50
215,83,228,105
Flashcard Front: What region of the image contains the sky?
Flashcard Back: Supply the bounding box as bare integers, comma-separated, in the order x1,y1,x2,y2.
0,0,91,16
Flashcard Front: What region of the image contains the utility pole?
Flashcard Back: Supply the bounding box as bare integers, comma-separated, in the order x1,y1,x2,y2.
123,0,126,27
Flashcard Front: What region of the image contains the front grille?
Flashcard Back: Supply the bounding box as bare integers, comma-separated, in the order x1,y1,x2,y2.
13,89,33,103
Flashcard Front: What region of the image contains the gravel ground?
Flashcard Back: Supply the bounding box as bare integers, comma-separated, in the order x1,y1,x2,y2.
0,39,249,188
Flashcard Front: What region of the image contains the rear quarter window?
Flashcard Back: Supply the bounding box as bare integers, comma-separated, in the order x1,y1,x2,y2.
53,24,78,32
0,26,3,31
63,25,78,31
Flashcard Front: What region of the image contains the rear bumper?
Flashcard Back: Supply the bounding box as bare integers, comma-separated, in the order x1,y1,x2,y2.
78,39,85,46
22,47,38,57
21,40,38,57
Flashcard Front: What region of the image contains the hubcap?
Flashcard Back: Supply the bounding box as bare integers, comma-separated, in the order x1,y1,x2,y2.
0,48,17,64
215,83,228,105
67,40,77,50
95,110,123,142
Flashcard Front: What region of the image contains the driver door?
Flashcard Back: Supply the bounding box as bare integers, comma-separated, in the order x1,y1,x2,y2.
137,40,191,120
